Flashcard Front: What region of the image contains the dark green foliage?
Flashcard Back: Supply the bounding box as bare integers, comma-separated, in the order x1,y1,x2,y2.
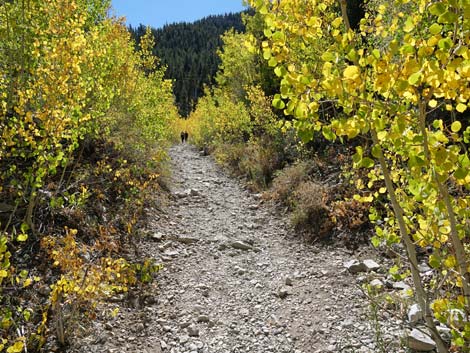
129,13,245,116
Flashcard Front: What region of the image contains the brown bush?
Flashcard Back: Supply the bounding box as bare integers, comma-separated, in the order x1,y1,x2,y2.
290,181,334,239
270,161,311,207
239,141,283,189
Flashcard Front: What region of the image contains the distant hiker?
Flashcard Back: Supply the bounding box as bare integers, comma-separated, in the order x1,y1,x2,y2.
181,131,185,143
184,131,189,142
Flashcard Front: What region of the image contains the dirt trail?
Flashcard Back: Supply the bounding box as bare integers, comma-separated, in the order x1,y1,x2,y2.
75,144,395,353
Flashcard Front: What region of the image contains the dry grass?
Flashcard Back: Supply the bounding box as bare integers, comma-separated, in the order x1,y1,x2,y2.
290,180,333,239
270,161,311,207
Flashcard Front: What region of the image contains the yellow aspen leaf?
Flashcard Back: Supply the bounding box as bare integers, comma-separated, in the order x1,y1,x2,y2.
6,341,24,353
331,17,342,28
17,234,28,242
343,65,360,80
403,17,414,32
451,121,462,132
456,103,467,113
428,99,438,108
444,255,457,268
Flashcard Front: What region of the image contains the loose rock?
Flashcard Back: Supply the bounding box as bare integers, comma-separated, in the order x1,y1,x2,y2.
407,328,436,351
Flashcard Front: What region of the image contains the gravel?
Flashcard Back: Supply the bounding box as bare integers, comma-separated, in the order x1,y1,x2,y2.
71,144,407,353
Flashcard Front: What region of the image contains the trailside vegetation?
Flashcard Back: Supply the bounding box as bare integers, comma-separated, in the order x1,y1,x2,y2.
248,0,470,351
0,0,178,351
186,0,470,350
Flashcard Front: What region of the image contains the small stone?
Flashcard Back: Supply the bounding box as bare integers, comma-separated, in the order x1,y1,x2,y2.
188,325,200,337
174,191,187,199
418,263,432,272
180,321,191,328
363,259,380,271
230,241,252,251
344,259,367,273
285,276,294,286
407,328,436,351
436,325,452,342
147,343,163,353
104,322,113,330
163,249,179,258
151,232,164,241
277,287,290,299
393,281,411,291
240,308,250,317
189,189,200,196
369,279,384,288
196,315,210,323
179,335,189,344
408,304,423,324
177,236,199,244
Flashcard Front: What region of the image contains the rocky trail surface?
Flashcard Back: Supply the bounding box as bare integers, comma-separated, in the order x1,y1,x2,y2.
74,144,405,353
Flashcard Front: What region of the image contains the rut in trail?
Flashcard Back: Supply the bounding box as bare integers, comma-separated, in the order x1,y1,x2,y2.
75,144,400,353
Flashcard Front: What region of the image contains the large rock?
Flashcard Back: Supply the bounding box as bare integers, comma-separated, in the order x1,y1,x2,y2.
407,328,436,351
408,304,423,324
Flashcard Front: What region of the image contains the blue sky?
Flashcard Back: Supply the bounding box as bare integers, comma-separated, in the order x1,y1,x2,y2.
110,0,247,29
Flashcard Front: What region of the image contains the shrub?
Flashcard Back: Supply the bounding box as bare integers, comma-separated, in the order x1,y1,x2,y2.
290,181,333,239
270,161,311,207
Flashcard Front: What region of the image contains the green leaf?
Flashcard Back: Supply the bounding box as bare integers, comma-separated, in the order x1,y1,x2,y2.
20,223,29,233
429,23,442,35
298,128,314,143
272,31,285,42
274,66,287,77
371,145,381,158
429,254,441,268
438,38,453,49
429,2,446,16
438,11,458,24
400,44,415,55
361,157,375,168
272,95,285,109
322,126,336,141
321,51,335,62
371,236,381,247
454,167,468,180
408,72,422,85
403,17,414,32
